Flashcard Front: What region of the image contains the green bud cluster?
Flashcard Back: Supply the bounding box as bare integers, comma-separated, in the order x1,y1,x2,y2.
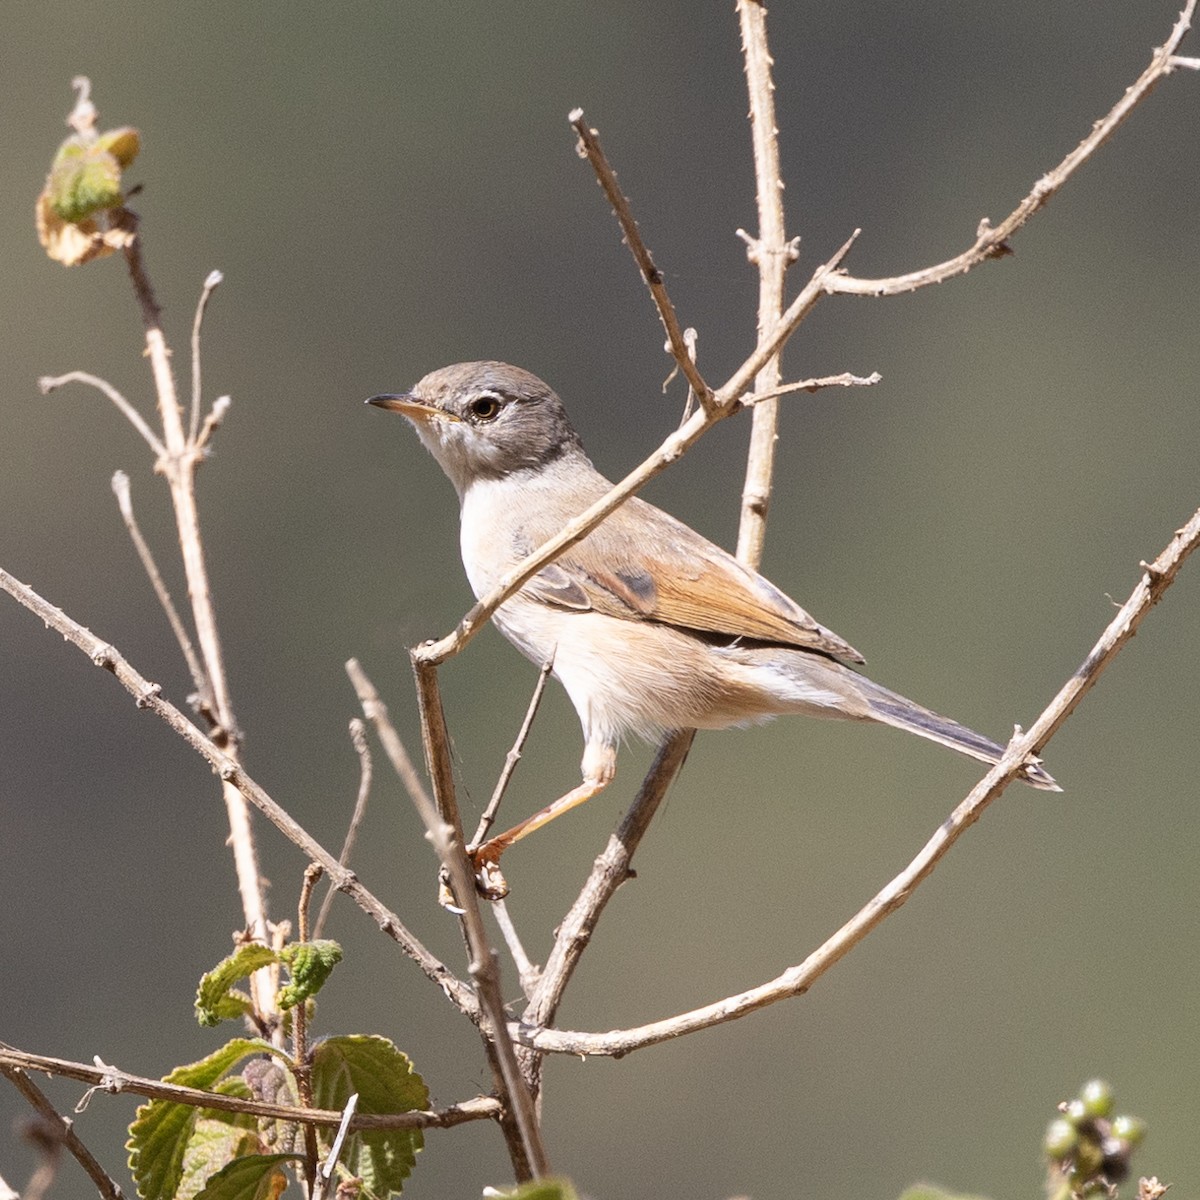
1043,1080,1146,1198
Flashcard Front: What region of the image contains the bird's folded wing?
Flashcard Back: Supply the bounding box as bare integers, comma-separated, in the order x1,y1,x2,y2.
526,545,864,664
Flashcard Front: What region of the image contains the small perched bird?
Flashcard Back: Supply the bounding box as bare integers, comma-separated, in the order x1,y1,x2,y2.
369,361,1057,892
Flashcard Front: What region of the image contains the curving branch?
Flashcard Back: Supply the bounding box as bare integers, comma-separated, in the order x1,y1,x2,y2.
512,501,1200,1056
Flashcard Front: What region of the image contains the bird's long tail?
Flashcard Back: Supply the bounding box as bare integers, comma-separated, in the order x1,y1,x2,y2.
855,674,1060,791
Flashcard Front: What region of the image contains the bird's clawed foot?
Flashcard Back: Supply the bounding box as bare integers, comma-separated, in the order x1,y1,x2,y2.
436,843,511,910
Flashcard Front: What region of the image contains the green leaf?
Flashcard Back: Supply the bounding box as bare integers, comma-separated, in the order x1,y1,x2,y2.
278,940,343,1010
178,1105,261,1200
193,1153,297,1200
196,944,282,1026
504,1180,581,1200
127,1039,282,1200
310,1036,429,1197
48,137,123,222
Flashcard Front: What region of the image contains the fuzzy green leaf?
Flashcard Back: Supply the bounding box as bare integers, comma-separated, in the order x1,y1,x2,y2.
193,1153,296,1200
48,137,123,222
178,1097,261,1200
310,1036,429,1196
196,944,282,1026
278,940,343,1009
127,1039,282,1200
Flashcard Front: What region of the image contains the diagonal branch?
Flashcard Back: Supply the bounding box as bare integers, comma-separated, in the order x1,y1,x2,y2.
827,0,1198,297
1,1063,125,1200
111,470,211,712
513,501,1200,1056
569,108,714,412
0,567,479,1020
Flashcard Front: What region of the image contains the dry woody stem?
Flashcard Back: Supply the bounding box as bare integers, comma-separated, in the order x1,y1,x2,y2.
512,502,1200,1056
0,1048,499,1132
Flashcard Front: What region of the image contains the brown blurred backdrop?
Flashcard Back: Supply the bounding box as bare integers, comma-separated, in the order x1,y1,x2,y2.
2,3,1198,1198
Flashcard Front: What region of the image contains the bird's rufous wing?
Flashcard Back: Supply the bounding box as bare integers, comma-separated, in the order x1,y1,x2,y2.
523,497,865,663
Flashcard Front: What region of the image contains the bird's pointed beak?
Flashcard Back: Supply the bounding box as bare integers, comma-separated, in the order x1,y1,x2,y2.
366,394,460,423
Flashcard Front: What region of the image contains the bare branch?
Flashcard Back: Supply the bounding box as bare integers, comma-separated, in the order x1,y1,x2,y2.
514,502,1200,1056
740,372,882,406
519,730,695,1075
189,269,224,444
0,568,478,1018
1,1062,126,1200
0,1046,500,1131
735,0,794,565
109,205,276,1025
111,471,210,709
195,394,231,453
471,652,555,848
345,658,433,815
492,899,541,998
38,371,166,459
313,1093,358,1200
828,0,1198,297
315,717,373,939
569,108,714,412
351,657,551,1180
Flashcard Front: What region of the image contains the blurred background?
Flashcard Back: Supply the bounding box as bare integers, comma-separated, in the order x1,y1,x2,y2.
2,2,1198,1197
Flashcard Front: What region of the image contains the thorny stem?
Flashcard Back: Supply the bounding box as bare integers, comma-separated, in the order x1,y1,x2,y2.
735,0,795,567
115,212,277,1030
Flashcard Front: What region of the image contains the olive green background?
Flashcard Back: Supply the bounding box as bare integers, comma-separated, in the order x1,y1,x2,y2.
2,3,1198,1198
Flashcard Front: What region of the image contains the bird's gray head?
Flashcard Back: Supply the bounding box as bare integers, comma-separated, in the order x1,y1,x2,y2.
368,361,588,498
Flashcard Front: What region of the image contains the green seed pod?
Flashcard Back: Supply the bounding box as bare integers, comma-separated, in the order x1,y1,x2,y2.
1044,1116,1080,1160
1080,1079,1115,1121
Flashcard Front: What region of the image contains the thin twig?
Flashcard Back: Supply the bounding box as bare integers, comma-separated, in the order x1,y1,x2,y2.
491,900,541,997
293,864,323,1190
514,502,1200,1056
350,657,551,1181
313,1092,358,1200
345,659,433,814
111,471,211,711
1,1063,126,1200
518,731,695,1093
569,108,714,412
827,0,1198,297
189,270,224,444
471,653,555,847
0,568,478,1018
315,718,373,939
0,1046,500,1131
740,371,882,407
38,371,166,459
195,395,231,453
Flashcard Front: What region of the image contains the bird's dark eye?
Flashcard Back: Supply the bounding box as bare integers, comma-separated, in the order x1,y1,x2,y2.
468,393,503,421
